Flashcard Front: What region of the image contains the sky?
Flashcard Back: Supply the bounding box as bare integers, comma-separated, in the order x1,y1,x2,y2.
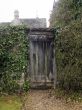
0,0,57,26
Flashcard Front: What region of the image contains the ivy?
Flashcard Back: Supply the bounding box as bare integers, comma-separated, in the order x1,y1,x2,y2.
0,25,29,93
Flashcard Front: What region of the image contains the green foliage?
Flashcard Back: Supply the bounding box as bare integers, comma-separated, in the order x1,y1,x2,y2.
55,22,82,90
50,0,82,27
0,25,29,93
55,88,82,102
50,0,82,90
23,81,30,92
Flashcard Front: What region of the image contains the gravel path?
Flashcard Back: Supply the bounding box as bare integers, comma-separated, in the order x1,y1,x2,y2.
24,89,82,110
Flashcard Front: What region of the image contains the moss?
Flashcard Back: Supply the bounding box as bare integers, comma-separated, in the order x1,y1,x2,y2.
0,95,22,110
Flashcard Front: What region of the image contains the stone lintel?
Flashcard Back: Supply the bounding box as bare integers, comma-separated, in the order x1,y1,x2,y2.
26,28,55,41
26,28,55,33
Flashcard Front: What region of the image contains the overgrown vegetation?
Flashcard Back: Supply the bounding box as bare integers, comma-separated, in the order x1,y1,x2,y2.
54,88,82,102
50,0,82,90
0,26,29,93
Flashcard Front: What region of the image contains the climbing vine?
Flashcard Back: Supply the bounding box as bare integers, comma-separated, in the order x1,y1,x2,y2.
0,25,29,93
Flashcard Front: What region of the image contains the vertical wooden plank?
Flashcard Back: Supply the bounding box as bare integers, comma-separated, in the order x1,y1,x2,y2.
38,41,43,82
49,42,53,81
53,45,57,89
42,41,45,82
38,41,40,81
47,41,51,81
44,42,48,84
29,41,34,81
35,41,39,82
33,42,36,82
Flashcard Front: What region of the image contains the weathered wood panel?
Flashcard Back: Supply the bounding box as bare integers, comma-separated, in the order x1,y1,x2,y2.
28,28,56,88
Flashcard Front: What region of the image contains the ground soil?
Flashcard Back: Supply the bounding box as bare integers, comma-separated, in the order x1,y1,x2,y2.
24,89,82,110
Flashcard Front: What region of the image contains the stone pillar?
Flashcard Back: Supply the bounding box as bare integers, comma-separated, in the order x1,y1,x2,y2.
11,10,22,25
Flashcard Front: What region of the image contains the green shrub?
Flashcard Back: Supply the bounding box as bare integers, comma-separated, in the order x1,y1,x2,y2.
0,25,29,93
55,22,82,90
23,81,30,92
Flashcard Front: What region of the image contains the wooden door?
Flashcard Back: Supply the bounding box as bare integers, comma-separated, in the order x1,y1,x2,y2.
28,28,56,88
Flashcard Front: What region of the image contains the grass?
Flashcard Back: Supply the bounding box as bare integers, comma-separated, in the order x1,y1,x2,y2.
0,94,22,110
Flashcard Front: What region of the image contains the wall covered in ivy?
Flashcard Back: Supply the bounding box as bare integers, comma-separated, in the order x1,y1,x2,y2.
0,26,29,93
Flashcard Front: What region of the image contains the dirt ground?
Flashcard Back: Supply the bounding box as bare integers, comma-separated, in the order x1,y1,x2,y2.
24,89,82,110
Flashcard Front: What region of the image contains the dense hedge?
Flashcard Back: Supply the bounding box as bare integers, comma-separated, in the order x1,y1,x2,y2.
55,22,82,90
50,0,82,91
0,26,29,93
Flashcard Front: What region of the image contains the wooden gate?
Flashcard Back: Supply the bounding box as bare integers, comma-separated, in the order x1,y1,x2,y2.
28,28,56,88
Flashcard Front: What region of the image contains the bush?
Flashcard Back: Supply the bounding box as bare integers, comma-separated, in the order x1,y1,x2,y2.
23,81,30,92
0,25,29,93
55,22,82,91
